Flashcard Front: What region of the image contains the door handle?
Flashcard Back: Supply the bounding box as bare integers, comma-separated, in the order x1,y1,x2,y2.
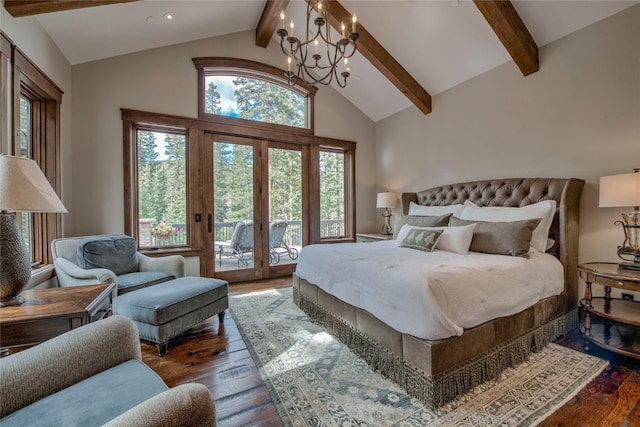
208,214,212,233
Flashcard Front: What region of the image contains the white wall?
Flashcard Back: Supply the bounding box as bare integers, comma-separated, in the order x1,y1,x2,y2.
70,30,376,274
0,8,73,233
376,5,640,299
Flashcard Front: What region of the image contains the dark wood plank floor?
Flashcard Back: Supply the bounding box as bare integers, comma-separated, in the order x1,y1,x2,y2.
141,276,640,427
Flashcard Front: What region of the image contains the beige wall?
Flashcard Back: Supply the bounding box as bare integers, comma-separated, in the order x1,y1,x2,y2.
376,5,640,299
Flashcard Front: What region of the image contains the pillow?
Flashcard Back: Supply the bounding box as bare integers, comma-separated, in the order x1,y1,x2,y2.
449,217,541,257
408,202,463,217
457,199,556,253
398,228,443,252
76,234,138,275
392,213,452,239
395,223,476,255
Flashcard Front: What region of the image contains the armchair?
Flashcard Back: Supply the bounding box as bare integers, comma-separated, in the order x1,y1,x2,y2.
0,315,216,426
52,234,184,295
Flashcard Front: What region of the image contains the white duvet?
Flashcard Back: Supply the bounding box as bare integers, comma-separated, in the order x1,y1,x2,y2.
295,241,564,340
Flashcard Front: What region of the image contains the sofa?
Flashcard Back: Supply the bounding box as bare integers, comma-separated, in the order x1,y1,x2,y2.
52,234,184,295
0,315,216,426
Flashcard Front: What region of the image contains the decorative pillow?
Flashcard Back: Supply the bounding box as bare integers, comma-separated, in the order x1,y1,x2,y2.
395,223,476,255
399,228,443,252
408,202,464,217
76,234,138,275
457,199,556,253
392,213,452,239
449,217,542,257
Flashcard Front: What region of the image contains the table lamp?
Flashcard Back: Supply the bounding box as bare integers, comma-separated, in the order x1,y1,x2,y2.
376,191,398,235
599,168,640,271
0,155,67,307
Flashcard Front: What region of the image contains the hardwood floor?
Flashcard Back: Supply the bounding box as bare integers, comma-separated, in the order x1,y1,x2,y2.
141,276,640,427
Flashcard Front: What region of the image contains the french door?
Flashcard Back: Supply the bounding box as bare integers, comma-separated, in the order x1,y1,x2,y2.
202,133,307,281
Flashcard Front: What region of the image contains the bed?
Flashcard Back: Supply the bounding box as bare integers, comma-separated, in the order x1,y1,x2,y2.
292,177,584,408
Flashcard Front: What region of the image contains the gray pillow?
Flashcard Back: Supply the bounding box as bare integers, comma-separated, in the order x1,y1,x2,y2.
399,228,443,252
393,213,452,239
77,235,138,275
449,217,542,257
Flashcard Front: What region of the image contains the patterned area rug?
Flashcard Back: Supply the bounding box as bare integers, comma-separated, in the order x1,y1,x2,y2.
229,288,608,427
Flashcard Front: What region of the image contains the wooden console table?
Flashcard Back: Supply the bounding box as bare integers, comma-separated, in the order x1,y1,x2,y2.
579,262,640,359
0,283,116,354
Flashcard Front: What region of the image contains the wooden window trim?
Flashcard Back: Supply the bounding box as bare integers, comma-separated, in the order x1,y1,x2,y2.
3,34,63,266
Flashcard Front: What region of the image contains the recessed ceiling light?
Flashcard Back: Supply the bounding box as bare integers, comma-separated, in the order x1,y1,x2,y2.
163,12,174,21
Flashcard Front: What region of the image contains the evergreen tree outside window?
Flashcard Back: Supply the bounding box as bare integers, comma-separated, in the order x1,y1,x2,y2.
136,128,188,248
204,75,306,128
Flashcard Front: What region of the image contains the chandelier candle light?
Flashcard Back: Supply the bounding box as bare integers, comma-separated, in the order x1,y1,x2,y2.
377,192,398,236
599,168,640,270
278,0,359,87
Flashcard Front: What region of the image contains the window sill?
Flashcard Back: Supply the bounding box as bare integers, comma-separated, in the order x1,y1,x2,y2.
26,264,56,290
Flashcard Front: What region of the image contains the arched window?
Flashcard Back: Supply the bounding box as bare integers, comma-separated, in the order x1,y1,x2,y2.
193,57,317,131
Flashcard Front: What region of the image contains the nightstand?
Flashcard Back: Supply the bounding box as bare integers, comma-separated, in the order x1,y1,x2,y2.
578,262,640,359
355,233,394,243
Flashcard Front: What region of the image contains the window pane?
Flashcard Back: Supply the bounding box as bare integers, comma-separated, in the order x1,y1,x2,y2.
137,130,187,248
18,95,32,260
213,141,254,271
269,147,301,265
204,75,306,128
319,151,345,238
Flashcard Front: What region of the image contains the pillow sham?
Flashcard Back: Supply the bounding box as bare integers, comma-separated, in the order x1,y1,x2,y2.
395,223,476,255
408,202,463,217
449,216,541,257
392,213,452,239
398,228,443,252
457,199,556,253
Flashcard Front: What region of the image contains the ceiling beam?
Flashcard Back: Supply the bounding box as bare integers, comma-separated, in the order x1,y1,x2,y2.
255,0,432,115
256,0,290,48
3,0,139,17
473,0,539,76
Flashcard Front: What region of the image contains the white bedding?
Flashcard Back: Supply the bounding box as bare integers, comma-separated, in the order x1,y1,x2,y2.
295,241,564,340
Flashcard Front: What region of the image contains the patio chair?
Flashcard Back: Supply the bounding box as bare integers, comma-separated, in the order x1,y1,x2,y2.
269,220,299,264
215,221,254,268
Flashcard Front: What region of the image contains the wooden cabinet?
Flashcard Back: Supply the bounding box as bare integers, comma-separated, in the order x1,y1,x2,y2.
0,283,116,354
355,233,393,243
579,262,640,359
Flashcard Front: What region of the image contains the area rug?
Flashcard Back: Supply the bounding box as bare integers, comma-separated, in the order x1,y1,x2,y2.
229,288,608,427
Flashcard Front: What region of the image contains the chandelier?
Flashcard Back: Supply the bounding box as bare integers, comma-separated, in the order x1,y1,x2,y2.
277,0,359,88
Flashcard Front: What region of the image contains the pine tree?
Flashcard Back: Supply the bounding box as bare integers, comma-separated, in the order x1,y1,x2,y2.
205,82,222,114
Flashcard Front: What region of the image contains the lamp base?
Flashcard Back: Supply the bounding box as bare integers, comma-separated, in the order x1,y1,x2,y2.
0,295,25,307
0,212,31,307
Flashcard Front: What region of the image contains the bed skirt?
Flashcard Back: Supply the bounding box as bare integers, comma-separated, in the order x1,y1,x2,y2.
293,285,579,409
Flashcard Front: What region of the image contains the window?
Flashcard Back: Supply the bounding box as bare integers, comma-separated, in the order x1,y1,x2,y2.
135,127,188,248
124,58,355,278
205,75,306,128
1,33,63,267
193,57,317,132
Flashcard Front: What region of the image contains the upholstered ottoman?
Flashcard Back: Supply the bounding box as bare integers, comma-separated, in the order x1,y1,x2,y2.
113,276,228,356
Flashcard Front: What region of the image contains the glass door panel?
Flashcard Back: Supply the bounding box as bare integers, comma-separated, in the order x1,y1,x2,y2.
213,138,255,272
268,146,301,267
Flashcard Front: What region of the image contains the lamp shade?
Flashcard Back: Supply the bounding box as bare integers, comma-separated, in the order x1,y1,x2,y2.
376,192,398,209
0,155,67,213
599,171,640,208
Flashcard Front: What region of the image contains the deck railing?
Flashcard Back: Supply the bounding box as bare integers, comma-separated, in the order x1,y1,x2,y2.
141,219,345,247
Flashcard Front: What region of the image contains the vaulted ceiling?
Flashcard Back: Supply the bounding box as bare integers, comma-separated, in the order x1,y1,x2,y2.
4,0,637,121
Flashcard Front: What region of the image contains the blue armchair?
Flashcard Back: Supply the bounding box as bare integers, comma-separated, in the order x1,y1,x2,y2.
51,234,184,295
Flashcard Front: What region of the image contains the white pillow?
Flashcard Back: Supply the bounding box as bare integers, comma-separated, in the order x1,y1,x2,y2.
458,200,556,253
408,202,463,217
395,223,476,255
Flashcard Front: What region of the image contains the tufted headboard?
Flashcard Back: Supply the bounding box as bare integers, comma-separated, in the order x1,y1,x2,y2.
401,178,585,306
